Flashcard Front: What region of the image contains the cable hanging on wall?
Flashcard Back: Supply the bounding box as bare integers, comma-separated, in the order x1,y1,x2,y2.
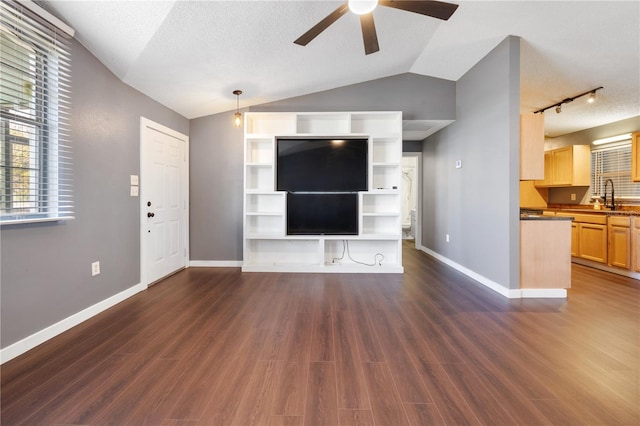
533,86,603,114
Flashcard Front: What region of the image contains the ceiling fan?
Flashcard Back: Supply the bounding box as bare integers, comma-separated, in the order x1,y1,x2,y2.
294,0,459,55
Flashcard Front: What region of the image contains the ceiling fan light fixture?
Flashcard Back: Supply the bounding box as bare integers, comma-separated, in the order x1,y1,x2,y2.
348,0,378,15
233,89,242,128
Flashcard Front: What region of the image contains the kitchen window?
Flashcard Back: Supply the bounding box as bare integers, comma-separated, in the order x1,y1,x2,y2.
0,0,73,224
591,138,640,201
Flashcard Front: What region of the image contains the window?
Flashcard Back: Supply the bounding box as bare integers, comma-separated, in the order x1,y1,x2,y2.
591,138,640,201
1,0,73,224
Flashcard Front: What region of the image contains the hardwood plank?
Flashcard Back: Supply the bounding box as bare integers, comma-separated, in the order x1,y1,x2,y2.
309,306,334,362
402,403,445,426
272,313,314,416
231,360,282,426
333,310,370,409
338,409,375,426
304,362,339,426
366,308,432,403
361,362,410,426
440,362,517,425
269,415,303,426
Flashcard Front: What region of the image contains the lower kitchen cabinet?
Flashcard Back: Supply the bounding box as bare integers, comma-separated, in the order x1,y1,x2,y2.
632,217,640,272
608,216,630,269
579,223,608,263
554,212,607,263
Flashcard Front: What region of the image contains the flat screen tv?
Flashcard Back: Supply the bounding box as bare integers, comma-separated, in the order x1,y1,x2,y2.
277,138,368,192
287,193,358,235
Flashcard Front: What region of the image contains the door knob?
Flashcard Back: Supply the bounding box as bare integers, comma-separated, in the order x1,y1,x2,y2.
147,212,155,218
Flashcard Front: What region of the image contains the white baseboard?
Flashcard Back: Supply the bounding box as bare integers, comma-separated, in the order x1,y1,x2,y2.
418,245,566,299
189,260,243,267
1,283,146,364
519,288,567,298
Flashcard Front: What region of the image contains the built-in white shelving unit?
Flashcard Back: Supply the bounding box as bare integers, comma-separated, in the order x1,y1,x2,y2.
243,111,403,273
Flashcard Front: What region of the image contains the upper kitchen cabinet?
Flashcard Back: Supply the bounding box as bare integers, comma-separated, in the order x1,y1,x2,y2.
631,132,640,181
520,113,544,180
535,145,591,187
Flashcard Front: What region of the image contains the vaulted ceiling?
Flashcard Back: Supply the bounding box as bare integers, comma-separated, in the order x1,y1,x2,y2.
43,1,639,138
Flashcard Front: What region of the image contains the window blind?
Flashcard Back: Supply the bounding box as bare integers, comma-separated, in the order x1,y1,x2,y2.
1,0,73,223
591,139,640,200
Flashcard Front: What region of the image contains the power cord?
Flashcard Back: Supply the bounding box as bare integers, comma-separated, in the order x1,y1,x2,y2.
331,240,384,266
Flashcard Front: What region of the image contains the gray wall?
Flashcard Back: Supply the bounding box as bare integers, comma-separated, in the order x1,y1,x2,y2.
422,36,521,290
189,73,456,261
545,115,640,205
0,39,188,349
189,110,246,261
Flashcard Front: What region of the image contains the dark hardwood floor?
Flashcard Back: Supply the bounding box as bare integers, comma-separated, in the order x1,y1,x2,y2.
2,242,639,425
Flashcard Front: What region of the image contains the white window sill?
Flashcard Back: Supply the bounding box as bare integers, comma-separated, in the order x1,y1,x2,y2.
1,216,75,226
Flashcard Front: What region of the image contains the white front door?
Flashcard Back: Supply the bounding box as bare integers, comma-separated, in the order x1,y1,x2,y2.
140,117,189,286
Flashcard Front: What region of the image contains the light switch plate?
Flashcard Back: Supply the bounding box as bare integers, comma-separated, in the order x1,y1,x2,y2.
455,160,462,169
130,174,139,185
130,186,139,197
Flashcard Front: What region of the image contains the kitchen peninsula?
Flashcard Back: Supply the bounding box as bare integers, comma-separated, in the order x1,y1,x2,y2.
520,213,573,295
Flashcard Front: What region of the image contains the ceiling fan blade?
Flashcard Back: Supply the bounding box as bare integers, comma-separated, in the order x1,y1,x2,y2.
360,14,379,55
294,3,350,46
379,0,459,20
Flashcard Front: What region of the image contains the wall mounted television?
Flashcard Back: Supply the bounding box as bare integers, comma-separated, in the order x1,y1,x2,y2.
277,138,368,192
287,193,358,235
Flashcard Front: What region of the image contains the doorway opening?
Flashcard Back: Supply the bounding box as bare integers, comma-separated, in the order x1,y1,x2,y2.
402,153,421,249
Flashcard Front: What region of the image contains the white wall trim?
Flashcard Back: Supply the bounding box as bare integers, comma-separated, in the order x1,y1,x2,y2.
418,245,566,299
419,245,517,298
189,260,243,267
1,283,145,364
520,288,567,298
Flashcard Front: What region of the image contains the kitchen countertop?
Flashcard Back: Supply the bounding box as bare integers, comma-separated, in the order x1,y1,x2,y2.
520,214,573,221
544,208,640,216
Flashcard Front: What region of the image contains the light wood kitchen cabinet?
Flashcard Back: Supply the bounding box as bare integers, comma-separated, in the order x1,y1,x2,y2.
520,112,544,180
631,132,640,182
570,222,578,257
608,216,630,269
579,223,608,263
535,145,591,187
632,217,640,272
554,212,607,263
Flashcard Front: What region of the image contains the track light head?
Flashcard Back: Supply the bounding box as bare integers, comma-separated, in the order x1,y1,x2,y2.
588,91,596,103
555,104,562,114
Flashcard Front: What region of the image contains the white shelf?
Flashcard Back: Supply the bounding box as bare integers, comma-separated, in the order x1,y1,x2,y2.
243,111,403,273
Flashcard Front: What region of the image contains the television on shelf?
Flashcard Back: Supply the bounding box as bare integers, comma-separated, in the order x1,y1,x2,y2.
287,192,358,235
276,137,368,192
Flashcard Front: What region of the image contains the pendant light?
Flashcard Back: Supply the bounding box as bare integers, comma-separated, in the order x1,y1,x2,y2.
348,0,378,15
233,90,242,128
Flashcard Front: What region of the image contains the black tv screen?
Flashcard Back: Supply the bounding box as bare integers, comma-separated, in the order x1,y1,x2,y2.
277,138,368,192
287,193,358,235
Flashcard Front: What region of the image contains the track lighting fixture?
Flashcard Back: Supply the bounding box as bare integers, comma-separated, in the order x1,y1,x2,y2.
534,86,603,114
233,89,242,128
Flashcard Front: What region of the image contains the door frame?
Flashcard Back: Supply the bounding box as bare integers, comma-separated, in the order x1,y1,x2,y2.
139,117,189,287
402,152,422,250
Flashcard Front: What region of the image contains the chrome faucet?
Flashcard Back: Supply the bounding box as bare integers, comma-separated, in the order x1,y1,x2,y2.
603,178,615,210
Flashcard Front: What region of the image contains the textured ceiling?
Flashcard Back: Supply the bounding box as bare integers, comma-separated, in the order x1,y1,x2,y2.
43,0,640,138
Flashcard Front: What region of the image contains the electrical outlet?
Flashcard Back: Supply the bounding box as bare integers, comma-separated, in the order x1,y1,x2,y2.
571,193,576,201
91,261,100,276
446,234,450,243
